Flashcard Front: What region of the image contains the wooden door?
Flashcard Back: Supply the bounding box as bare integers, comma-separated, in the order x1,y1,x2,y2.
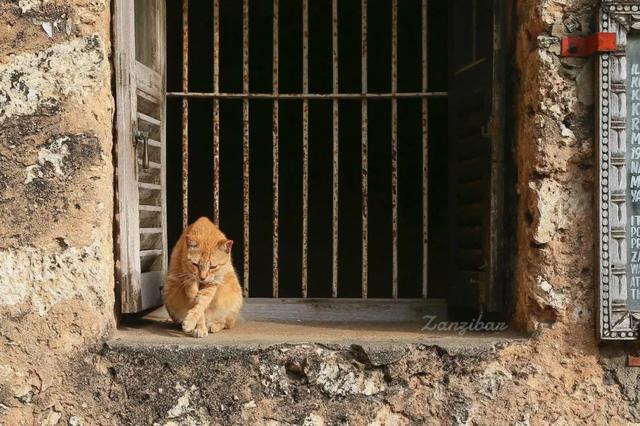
114,0,167,313
448,0,506,318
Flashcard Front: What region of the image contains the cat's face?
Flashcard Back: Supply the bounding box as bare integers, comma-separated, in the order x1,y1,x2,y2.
185,236,233,284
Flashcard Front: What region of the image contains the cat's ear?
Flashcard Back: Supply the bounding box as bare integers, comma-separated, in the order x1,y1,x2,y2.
221,239,233,253
186,235,198,248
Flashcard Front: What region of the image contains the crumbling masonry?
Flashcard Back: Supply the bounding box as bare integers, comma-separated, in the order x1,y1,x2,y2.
0,0,638,424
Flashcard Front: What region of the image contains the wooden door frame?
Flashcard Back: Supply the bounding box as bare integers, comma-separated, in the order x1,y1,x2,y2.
113,0,167,314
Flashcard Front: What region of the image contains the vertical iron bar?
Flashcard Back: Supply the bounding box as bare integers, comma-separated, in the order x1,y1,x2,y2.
301,0,309,298
331,0,339,298
242,0,250,297
213,0,220,225
181,0,189,229
391,0,398,298
421,0,428,298
272,0,280,298
361,0,368,298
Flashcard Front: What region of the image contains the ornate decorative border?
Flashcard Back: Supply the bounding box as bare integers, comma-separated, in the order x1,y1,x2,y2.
598,3,640,340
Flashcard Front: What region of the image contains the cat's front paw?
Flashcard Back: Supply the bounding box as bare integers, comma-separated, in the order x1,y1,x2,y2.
182,312,198,333
207,322,225,333
192,322,208,338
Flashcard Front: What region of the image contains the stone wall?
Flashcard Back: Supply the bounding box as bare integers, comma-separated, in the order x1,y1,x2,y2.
0,0,639,424
0,0,116,422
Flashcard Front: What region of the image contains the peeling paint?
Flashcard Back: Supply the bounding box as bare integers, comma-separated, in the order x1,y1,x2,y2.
17,0,51,14
0,35,107,123
531,276,568,313
24,135,70,183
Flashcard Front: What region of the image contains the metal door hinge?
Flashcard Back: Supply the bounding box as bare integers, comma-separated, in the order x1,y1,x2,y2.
561,32,616,57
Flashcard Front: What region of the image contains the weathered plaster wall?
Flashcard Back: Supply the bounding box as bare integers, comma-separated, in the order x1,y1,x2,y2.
0,0,638,424
0,0,115,422
514,0,599,336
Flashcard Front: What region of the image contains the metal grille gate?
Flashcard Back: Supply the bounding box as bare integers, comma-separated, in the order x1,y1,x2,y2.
167,0,447,300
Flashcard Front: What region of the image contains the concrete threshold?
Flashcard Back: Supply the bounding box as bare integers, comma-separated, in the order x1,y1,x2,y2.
110,307,528,354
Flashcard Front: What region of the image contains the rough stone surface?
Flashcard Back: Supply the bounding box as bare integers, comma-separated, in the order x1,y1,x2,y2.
514,0,598,334
0,0,640,424
0,0,115,424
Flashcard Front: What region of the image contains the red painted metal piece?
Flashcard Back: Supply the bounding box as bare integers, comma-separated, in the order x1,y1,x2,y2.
561,32,616,57
628,355,640,367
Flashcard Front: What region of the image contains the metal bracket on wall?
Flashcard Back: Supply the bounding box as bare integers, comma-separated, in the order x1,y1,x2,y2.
628,354,640,367
561,32,616,57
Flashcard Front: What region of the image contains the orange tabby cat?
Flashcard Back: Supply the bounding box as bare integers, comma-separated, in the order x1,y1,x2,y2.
163,217,243,337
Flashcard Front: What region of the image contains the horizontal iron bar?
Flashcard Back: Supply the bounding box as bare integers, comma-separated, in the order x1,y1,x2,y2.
167,91,448,99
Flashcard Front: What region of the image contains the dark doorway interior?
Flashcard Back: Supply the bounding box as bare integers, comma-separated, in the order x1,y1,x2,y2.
165,0,448,299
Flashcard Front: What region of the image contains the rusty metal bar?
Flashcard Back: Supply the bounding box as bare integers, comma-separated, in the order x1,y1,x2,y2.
242,0,250,297
213,0,220,225
421,0,428,298
331,0,339,298
272,0,280,298
173,0,439,301
181,0,189,230
391,0,398,298
361,0,368,299
167,91,447,99
301,0,309,298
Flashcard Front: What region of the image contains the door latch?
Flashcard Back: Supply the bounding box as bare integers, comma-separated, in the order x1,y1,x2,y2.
135,130,150,171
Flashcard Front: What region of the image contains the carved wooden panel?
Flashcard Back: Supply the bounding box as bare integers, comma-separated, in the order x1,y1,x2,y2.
598,1,640,339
